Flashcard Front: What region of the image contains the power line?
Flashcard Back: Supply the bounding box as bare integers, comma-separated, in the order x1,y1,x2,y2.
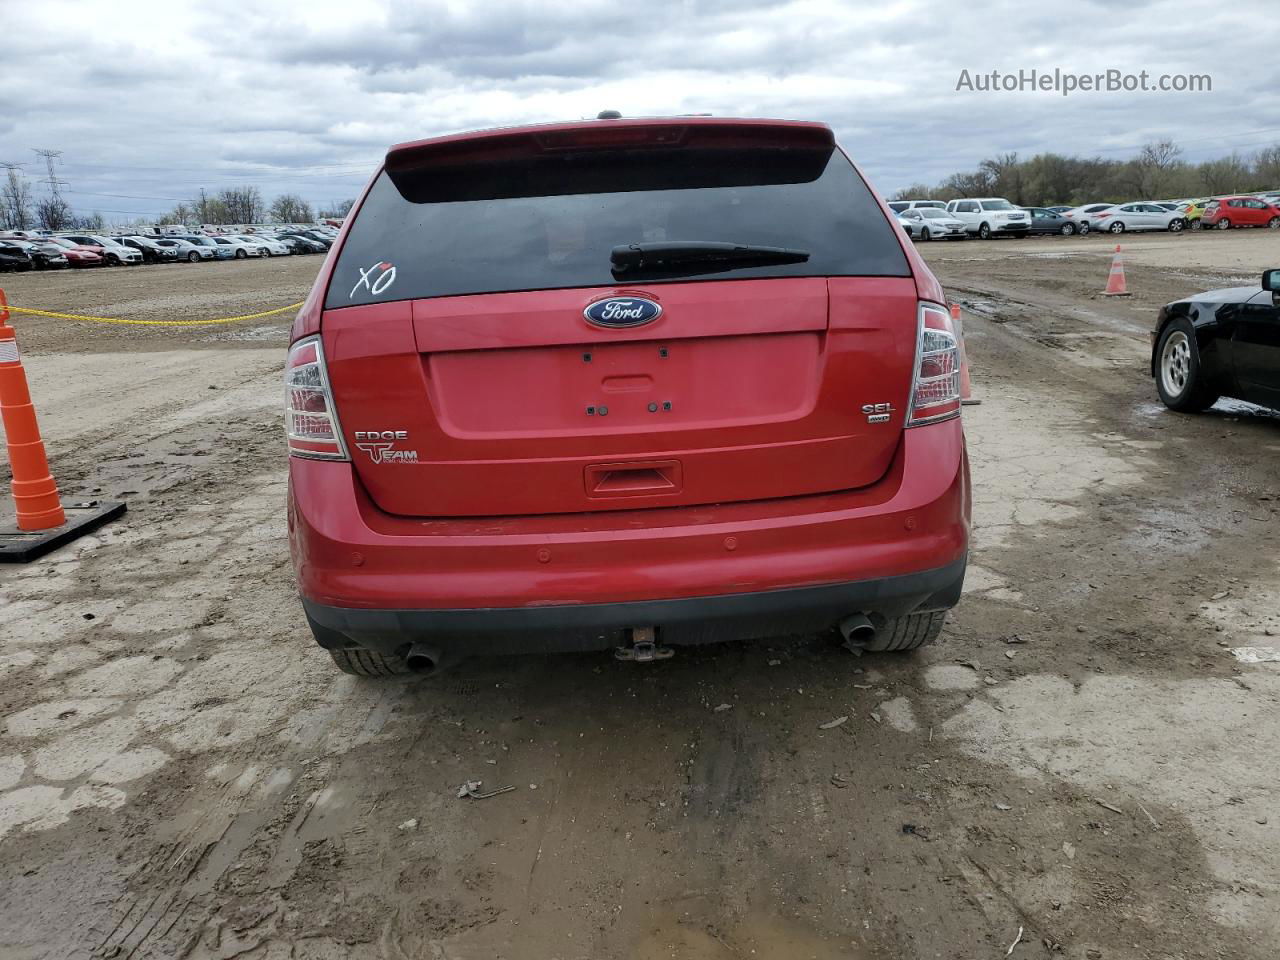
66,189,200,202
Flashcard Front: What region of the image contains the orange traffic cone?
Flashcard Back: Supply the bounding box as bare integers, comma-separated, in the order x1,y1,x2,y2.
1102,244,1130,296
0,290,65,530
950,303,980,405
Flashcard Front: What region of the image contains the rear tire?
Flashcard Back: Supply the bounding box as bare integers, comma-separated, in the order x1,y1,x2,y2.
977,222,991,240
1078,222,1090,235
862,611,946,652
1216,218,1231,230
1109,221,1125,234
329,648,411,677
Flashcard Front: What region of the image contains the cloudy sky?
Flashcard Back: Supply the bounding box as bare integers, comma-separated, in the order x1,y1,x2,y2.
5,0,1279,222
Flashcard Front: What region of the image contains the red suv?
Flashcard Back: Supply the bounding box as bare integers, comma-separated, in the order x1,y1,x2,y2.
1201,196,1280,230
287,116,971,676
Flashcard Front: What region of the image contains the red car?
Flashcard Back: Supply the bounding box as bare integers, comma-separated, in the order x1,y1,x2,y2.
41,236,105,267
1201,196,1280,230
287,116,971,676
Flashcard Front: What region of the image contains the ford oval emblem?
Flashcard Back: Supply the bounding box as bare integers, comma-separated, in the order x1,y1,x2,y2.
584,296,662,328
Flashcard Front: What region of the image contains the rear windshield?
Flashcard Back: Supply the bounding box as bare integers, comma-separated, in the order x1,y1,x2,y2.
328,142,909,308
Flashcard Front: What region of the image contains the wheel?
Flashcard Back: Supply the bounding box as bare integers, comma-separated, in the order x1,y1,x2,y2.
1079,222,1090,235
1168,218,1185,232
235,248,248,259
107,253,120,265
329,648,411,677
863,611,946,652
1060,223,1073,235
1109,221,1125,234
1269,217,1280,229
921,227,931,241
1190,219,1202,230
977,222,991,240
1216,218,1231,230
1155,317,1219,412
259,247,270,257
188,251,200,263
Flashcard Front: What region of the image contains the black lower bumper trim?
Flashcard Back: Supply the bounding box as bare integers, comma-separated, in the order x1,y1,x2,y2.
302,554,966,657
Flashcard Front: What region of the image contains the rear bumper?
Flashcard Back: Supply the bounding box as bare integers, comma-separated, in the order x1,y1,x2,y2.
303,554,965,656
290,418,970,652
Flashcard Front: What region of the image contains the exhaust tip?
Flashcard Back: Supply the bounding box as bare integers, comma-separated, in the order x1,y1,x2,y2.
404,644,439,674
839,613,877,646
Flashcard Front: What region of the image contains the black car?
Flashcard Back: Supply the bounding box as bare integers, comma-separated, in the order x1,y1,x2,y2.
12,239,69,270
0,242,34,272
280,230,332,250
1024,207,1078,235
1153,270,1280,412
279,234,325,254
118,235,180,264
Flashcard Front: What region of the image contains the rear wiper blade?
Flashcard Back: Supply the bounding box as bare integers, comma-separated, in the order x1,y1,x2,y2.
610,241,810,273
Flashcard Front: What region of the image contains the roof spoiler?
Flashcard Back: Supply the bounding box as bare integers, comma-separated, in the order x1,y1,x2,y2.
385,118,834,174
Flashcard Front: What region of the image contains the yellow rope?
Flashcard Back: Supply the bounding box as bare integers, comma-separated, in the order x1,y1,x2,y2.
0,301,303,327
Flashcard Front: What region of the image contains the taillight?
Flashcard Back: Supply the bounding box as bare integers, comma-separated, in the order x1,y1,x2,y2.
284,336,348,460
907,303,961,427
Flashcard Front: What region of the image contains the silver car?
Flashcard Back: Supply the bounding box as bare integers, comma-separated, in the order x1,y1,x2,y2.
153,238,213,262
1090,202,1186,234
898,206,968,240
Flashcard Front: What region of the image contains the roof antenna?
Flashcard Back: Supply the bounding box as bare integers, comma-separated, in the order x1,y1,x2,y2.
597,110,622,120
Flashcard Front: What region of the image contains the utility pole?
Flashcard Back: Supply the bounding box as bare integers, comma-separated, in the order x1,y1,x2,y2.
32,148,69,201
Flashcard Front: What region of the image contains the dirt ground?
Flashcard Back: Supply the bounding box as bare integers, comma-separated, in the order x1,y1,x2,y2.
0,231,1278,959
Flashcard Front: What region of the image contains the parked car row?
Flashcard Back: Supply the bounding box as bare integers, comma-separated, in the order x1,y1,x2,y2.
0,225,340,272
889,192,1280,241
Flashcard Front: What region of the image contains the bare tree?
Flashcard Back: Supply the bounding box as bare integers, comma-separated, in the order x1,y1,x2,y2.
1130,139,1184,198
979,153,1026,204
1253,145,1280,189
216,187,263,224
76,212,107,231
1198,152,1250,195
269,193,313,223
36,196,72,231
890,183,938,201
942,168,996,198
318,198,355,219
1,168,33,230
160,202,196,226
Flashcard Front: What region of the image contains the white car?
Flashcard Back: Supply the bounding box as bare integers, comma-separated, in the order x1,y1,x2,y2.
233,234,291,257
1061,203,1119,233
898,206,968,240
1089,202,1186,234
943,198,1030,238
209,236,259,259
60,233,145,265
886,199,948,213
